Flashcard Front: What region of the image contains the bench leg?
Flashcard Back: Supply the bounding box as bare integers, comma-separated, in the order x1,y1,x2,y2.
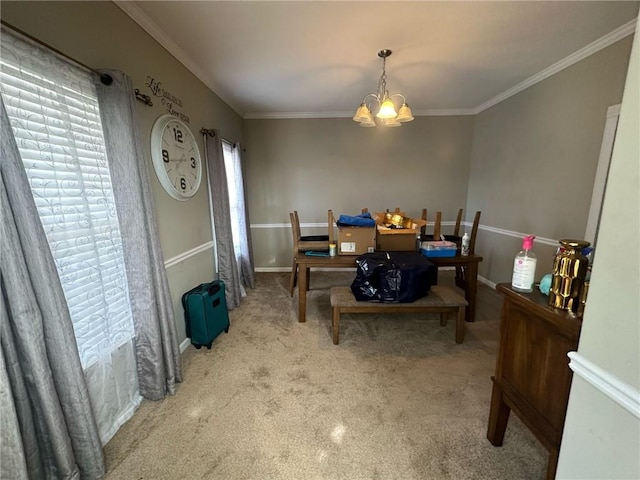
440,312,448,327
332,307,340,345
455,306,465,344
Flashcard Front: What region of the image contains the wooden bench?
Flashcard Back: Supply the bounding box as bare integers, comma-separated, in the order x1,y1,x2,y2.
330,286,468,345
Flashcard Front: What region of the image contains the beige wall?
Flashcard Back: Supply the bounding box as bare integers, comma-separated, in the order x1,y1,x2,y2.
557,17,639,479
2,1,243,343
243,116,475,268
467,36,633,284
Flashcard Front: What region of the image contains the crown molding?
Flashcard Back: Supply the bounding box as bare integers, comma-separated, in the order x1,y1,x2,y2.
474,18,637,114
113,0,244,117
244,108,477,119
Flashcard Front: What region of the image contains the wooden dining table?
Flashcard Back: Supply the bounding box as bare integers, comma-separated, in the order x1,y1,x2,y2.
295,252,483,323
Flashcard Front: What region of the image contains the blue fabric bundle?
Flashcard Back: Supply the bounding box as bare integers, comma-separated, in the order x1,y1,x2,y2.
336,212,376,227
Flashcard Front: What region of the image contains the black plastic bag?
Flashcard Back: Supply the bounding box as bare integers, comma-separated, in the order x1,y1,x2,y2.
350,252,437,303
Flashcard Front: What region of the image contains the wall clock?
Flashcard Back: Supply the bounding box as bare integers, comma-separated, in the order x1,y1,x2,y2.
150,114,202,201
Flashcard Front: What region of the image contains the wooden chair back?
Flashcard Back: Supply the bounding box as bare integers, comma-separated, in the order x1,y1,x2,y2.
421,209,428,236
468,211,481,255
453,208,464,237
420,209,442,240
290,211,330,252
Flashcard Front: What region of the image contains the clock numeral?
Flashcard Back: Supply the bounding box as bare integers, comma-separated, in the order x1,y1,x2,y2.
180,177,187,190
162,149,170,163
191,158,197,168
173,128,183,144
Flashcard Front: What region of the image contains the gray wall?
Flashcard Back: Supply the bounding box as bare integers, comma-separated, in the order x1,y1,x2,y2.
467,36,633,284
2,1,243,344
243,116,475,269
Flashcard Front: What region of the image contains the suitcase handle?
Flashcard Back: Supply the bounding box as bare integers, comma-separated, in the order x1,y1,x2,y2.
208,283,221,296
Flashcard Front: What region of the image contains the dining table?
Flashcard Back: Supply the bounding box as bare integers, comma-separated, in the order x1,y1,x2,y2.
295,251,483,323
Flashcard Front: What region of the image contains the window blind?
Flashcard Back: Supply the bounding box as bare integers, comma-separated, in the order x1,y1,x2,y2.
0,32,135,369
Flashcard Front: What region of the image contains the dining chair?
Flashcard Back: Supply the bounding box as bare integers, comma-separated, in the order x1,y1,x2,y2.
442,208,464,245
420,209,442,241
454,210,482,288
289,210,331,296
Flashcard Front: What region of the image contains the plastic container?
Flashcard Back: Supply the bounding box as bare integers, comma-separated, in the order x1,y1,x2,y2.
420,241,457,258
511,235,537,293
461,233,470,256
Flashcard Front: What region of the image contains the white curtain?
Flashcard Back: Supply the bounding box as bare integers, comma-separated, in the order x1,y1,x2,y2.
223,141,255,293
0,26,140,445
205,132,255,309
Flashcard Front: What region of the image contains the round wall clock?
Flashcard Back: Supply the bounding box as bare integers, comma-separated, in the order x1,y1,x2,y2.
150,114,202,201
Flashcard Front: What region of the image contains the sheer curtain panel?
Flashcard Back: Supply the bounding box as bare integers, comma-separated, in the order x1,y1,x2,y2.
205,132,255,309
225,141,255,290
0,26,142,446
1,97,105,478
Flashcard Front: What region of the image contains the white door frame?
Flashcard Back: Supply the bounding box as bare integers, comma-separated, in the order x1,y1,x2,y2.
584,104,621,246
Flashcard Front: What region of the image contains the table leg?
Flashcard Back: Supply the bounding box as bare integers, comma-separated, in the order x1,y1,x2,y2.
298,263,308,322
332,307,340,344
465,262,478,322
487,379,510,446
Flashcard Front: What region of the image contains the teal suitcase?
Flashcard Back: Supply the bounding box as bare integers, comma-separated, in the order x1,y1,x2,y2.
182,280,230,349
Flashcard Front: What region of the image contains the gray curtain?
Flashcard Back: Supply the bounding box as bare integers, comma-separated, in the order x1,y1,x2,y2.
95,71,182,400
1,100,105,478
204,132,243,309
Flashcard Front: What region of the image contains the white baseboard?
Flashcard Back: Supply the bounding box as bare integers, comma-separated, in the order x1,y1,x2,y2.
568,352,640,420
478,275,496,289
179,338,191,353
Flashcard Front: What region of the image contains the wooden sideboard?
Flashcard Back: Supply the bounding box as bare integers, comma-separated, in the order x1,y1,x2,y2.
487,283,582,480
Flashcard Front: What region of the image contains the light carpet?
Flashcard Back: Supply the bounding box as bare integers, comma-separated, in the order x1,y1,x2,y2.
103,271,547,479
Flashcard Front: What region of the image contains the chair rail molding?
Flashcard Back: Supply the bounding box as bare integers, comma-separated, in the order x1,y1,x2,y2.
250,221,559,247
568,351,640,420
164,241,214,269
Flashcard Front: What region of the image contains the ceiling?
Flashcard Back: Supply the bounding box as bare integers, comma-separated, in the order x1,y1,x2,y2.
116,1,638,119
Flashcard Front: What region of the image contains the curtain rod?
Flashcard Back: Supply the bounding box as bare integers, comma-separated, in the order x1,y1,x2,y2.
1,20,113,86
201,130,242,150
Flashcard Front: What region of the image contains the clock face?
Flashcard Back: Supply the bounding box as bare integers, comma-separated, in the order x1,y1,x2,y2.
150,114,202,201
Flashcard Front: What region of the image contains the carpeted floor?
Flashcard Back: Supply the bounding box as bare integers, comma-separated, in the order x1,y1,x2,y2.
103,271,547,479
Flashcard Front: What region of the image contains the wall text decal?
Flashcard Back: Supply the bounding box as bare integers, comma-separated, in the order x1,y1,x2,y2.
145,76,190,124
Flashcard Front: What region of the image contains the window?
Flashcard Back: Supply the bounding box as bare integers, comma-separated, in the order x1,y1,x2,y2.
0,32,135,370
1,28,141,444
222,140,242,255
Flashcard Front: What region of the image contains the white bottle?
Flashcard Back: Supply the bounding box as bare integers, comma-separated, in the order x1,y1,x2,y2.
511,235,537,293
461,233,470,256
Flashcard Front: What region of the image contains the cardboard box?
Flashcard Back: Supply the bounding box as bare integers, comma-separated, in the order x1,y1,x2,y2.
337,226,376,255
375,224,419,251
374,212,427,252
420,241,458,257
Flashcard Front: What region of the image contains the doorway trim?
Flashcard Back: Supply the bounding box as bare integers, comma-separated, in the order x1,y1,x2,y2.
585,104,621,246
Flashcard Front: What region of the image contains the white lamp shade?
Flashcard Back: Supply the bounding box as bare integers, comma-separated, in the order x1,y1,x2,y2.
383,117,401,127
353,103,372,123
376,98,397,119
397,103,414,122
359,111,376,127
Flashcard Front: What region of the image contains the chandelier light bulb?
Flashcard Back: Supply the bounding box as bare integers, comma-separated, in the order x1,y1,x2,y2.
376,97,397,119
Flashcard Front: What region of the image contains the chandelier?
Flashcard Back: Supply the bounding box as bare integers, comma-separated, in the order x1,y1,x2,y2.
353,49,414,127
